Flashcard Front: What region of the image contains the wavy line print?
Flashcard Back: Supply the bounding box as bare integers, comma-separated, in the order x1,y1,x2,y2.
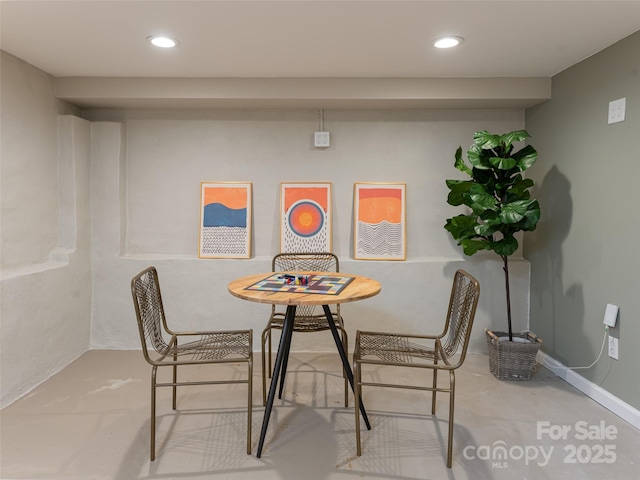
357,221,403,256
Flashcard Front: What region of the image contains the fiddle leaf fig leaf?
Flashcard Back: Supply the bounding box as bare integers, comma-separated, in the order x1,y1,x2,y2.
472,167,495,185
479,209,499,222
492,234,519,256
499,200,531,224
445,180,473,206
508,176,534,197
467,145,492,170
460,238,491,256
444,214,478,240
475,221,499,236
521,200,541,230
469,185,497,210
500,130,529,147
513,145,538,171
473,130,500,149
496,174,520,191
454,146,472,176
489,156,517,170
503,190,530,204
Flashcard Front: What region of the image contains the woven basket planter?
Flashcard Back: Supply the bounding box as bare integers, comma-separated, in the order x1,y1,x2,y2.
485,329,542,381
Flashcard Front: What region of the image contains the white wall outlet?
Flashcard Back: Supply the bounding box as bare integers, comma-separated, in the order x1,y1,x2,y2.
608,98,626,124
608,335,619,360
604,303,619,327
314,131,330,148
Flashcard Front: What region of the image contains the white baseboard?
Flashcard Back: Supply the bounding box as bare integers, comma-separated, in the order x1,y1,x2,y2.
538,351,640,430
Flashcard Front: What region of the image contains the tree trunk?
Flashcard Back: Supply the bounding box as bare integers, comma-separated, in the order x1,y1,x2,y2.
502,255,513,341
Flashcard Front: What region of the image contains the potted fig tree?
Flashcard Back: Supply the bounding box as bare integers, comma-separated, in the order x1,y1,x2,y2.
444,129,542,380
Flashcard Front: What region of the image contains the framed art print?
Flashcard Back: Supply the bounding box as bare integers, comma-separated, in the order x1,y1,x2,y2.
354,182,406,260
281,182,331,252
199,182,252,258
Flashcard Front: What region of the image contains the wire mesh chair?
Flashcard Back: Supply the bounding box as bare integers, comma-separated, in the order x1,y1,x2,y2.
353,269,480,468
261,252,348,406
131,266,253,461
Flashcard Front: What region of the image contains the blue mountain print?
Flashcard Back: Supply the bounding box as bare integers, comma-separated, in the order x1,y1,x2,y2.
203,203,247,228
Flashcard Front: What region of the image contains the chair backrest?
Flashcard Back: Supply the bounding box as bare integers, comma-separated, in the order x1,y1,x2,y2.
440,269,480,365
131,266,171,362
272,252,339,273
272,253,339,318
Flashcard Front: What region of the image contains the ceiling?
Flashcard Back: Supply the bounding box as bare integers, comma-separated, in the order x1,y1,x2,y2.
1,0,639,109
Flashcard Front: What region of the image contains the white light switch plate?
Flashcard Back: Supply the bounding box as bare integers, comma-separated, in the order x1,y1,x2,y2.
604,303,619,327
608,98,626,124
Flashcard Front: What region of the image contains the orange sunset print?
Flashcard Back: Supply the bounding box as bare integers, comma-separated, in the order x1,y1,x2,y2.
355,184,405,260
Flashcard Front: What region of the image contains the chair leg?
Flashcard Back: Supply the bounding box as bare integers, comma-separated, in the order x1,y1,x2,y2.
268,330,272,376
354,359,362,456
341,329,349,407
151,366,157,461
261,328,269,406
447,371,455,468
172,363,177,410
247,358,253,455
432,359,438,415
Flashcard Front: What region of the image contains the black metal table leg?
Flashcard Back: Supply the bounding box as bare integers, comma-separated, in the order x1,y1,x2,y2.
322,305,371,430
278,311,295,399
256,305,296,458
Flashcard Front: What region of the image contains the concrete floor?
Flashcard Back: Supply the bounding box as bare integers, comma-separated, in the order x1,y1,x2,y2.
1,350,638,480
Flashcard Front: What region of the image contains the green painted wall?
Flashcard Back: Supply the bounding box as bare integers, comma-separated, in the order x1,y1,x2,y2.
525,31,640,409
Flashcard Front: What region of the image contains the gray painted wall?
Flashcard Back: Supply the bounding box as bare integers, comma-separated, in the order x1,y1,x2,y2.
84,109,531,356
525,32,640,410
0,52,91,407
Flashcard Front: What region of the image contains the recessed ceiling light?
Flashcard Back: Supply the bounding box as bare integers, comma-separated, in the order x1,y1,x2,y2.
433,36,464,49
146,35,179,48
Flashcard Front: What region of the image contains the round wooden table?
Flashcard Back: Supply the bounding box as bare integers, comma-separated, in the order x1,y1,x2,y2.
228,271,381,457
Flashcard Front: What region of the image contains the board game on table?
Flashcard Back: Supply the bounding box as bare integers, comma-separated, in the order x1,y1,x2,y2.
245,273,354,295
